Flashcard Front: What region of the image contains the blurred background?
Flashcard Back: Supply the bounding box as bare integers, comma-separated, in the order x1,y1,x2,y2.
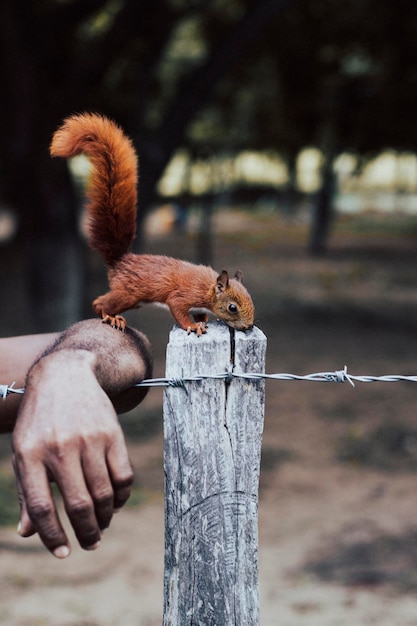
1,1,417,624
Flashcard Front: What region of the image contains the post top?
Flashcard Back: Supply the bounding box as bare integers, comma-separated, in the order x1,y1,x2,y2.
168,321,266,345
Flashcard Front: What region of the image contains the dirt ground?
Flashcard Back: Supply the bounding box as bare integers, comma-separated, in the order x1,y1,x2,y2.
1,208,417,625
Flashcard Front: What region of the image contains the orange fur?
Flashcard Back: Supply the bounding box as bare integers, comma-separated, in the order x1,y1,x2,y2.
50,113,137,267
50,113,255,334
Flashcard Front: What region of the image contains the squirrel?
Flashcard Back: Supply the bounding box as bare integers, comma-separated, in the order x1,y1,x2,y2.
50,113,255,335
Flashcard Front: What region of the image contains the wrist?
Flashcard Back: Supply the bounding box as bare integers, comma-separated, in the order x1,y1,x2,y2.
26,349,97,393
24,320,153,414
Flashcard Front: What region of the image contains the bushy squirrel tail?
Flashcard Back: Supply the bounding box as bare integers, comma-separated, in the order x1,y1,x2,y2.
50,113,138,267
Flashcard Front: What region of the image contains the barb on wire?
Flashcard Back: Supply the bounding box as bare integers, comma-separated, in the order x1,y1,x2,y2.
135,366,417,389
3,366,417,399
234,365,354,386
1,382,25,400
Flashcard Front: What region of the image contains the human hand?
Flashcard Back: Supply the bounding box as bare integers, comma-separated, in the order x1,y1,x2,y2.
12,349,134,559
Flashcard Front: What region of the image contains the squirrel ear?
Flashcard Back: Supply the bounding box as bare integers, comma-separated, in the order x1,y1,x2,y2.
216,270,229,293
234,270,243,283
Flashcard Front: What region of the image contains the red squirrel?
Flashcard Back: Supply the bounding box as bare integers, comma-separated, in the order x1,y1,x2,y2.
50,113,255,335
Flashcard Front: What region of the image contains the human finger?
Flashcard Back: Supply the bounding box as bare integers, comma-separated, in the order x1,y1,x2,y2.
53,457,102,551
15,481,36,537
12,455,36,537
81,452,116,531
106,429,134,510
14,458,71,558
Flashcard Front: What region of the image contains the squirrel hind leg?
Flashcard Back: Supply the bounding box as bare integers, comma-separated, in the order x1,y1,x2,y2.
92,291,136,331
101,313,127,331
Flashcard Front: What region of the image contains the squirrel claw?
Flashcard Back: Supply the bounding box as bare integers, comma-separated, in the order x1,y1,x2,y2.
101,314,127,331
187,322,208,336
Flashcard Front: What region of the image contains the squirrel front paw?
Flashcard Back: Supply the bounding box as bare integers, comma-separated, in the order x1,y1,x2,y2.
186,321,208,336
101,313,127,331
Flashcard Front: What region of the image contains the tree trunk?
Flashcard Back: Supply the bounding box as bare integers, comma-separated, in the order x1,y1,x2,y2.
196,200,214,266
23,157,84,333
308,159,335,256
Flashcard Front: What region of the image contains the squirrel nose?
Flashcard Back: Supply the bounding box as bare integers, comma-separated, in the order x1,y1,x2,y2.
238,323,254,332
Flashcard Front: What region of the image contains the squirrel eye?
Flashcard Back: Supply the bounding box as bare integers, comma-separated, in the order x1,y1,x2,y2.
228,303,238,314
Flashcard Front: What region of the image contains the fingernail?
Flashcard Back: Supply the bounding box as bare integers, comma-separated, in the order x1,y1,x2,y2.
86,540,101,551
53,545,70,559
17,521,22,535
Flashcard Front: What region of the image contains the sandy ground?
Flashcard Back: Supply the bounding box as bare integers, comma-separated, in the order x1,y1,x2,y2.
1,209,417,624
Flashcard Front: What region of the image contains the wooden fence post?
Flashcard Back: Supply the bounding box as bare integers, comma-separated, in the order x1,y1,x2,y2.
163,321,267,625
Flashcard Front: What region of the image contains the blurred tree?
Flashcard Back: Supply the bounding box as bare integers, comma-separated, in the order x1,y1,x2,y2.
1,0,417,331
190,0,417,253
0,0,290,331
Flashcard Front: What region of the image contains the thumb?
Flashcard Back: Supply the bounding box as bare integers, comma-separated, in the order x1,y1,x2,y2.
17,500,36,538
12,457,36,537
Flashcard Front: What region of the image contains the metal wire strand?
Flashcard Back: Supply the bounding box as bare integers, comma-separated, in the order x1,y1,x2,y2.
3,366,417,398
1,382,25,400
134,366,417,389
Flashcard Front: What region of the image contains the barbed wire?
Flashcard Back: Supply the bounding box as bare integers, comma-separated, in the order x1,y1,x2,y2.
0,382,25,400
3,366,417,399
134,366,417,389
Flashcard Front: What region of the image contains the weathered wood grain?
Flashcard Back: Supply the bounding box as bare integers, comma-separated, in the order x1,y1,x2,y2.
163,321,266,626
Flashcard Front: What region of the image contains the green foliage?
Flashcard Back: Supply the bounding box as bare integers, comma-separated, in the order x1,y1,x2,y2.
125,485,150,508
0,472,19,527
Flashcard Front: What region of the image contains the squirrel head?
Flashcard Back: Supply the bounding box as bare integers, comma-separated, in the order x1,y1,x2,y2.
211,270,255,331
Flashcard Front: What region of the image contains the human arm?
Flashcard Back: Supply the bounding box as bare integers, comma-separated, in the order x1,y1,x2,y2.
0,332,59,432
0,319,152,558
